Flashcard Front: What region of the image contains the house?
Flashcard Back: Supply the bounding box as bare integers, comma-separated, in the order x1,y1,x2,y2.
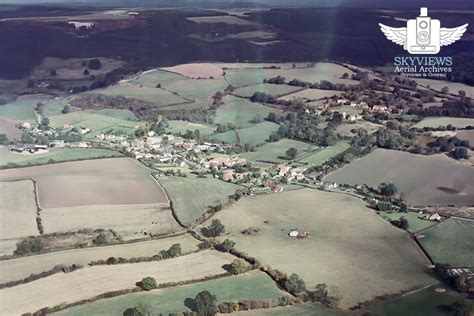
21,122,32,129
267,181,284,193
279,164,290,177
49,140,65,148
289,230,299,238
222,170,234,181
420,212,442,222
10,147,25,153
325,182,338,190
348,114,363,122
336,99,348,105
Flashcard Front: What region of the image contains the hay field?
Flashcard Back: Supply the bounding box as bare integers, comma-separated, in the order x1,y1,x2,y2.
158,175,241,226
57,271,285,316
164,78,229,101
0,147,122,168
0,180,38,239
241,138,319,163
161,63,224,79
129,70,188,88
233,83,302,98
211,189,434,307
0,235,199,284
324,149,474,206
214,96,282,128
412,117,474,129
0,158,167,208
417,218,474,267
41,203,180,239
298,141,350,166
0,117,21,139
278,88,342,101
0,250,234,316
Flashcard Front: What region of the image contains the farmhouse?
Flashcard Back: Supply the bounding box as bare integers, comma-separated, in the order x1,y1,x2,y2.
419,212,442,222
267,181,284,193
279,164,290,177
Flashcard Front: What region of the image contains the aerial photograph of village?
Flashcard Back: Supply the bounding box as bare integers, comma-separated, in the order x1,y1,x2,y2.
0,0,473,315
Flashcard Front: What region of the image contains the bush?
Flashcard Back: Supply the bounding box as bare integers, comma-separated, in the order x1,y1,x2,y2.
88,58,102,70
92,232,108,245
14,237,44,255
137,277,158,291
123,303,153,316
167,243,182,258
193,291,218,316
229,259,247,275
201,219,225,237
216,239,235,252
283,273,306,295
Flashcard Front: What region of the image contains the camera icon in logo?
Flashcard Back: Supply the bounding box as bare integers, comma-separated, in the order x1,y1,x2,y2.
379,7,468,55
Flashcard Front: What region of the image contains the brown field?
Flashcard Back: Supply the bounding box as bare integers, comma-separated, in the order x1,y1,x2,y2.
0,180,39,240
41,203,181,239
0,235,199,284
324,149,474,206
0,118,21,139
161,63,224,79
0,250,233,315
0,158,168,208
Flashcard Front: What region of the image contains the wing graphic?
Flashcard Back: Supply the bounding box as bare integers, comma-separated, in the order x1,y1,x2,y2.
440,24,468,46
379,23,407,48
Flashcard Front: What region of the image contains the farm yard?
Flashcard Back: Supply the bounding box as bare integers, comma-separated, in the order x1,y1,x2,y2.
211,189,434,308
157,174,241,226
0,235,199,284
324,149,474,206
0,250,234,316
412,117,474,129
417,218,474,267
0,147,122,168
242,138,319,163
57,271,286,316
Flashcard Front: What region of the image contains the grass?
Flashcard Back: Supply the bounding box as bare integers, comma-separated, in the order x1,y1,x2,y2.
158,174,241,226
370,283,468,316
413,78,474,98
164,78,229,101
324,149,474,206
0,180,38,240
129,70,188,88
412,117,474,129
235,303,347,315
242,138,318,163
298,141,350,166
0,147,123,168
86,109,139,121
0,95,54,120
279,88,343,101
417,218,474,267
58,271,285,316
211,121,280,146
166,120,216,136
233,83,302,98
378,211,440,234
211,188,434,307
335,121,382,137
213,96,282,129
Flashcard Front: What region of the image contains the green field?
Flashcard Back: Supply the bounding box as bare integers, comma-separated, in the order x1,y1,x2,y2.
212,121,280,146
233,83,302,98
164,78,229,101
335,121,382,137
158,174,241,225
412,117,474,129
213,96,282,129
242,138,318,163
165,120,216,136
370,284,468,316
0,95,54,120
211,189,434,307
298,141,350,166
234,303,347,315
279,88,343,101
86,109,139,121
417,218,474,267
129,70,188,88
0,147,123,168
57,271,286,316
378,211,440,234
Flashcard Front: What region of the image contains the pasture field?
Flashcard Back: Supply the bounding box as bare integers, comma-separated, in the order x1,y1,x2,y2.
213,96,282,128
86,109,139,121
242,138,318,163
0,235,199,284
129,69,188,88
165,120,216,136
158,175,241,226
324,149,474,206
164,78,229,101
161,63,224,79
41,203,180,239
89,83,189,107
335,121,383,137
378,211,440,234
0,117,21,139
456,129,474,145
0,158,167,208
0,78,27,93
278,88,343,101
0,147,122,168
413,78,474,97
233,83,302,98
211,121,279,146
412,117,474,129
186,15,256,25
0,180,38,240
224,63,357,87
57,271,285,316
298,141,350,166
0,250,234,316
417,218,474,267
211,189,434,307
370,284,468,316
234,303,346,315
0,95,53,120
48,111,145,135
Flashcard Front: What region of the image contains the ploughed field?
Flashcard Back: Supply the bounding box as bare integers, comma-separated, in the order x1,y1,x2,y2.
324,149,474,206
211,188,434,308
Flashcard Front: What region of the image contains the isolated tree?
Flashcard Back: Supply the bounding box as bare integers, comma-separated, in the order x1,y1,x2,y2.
41,117,50,126
286,147,298,160
450,147,469,160
217,239,235,252
14,237,43,255
379,183,397,196
50,69,57,76
88,58,102,70
229,259,247,275
458,90,466,97
137,277,158,291
341,72,349,79
61,104,71,114
83,69,90,76
441,86,450,94
193,291,218,316
398,216,410,230
123,304,152,316
284,273,306,295
201,219,225,237
92,232,108,245
35,102,46,115
167,243,182,258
